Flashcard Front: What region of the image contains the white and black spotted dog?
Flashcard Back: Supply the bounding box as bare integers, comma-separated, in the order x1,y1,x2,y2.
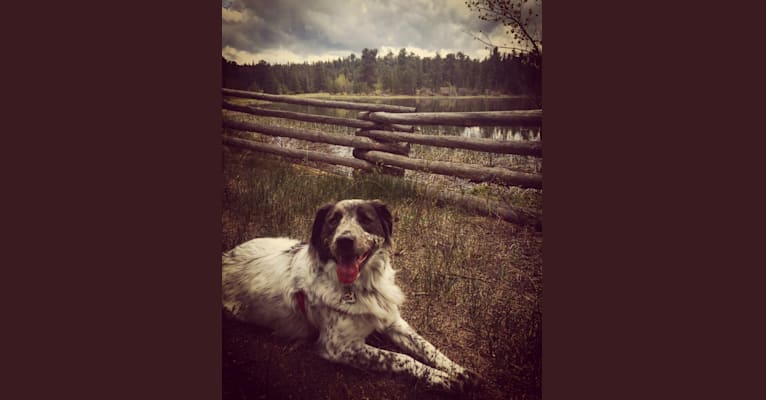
222,199,480,393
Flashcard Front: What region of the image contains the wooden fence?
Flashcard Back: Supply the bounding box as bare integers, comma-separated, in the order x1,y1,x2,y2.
222,88,543,228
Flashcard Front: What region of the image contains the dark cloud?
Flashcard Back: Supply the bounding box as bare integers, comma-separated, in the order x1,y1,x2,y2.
222,0,537,64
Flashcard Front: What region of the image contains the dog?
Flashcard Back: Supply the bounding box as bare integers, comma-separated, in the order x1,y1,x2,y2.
222,199,480,393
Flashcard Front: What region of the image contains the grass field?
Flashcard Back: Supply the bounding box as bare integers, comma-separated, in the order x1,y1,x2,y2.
222,146,543,400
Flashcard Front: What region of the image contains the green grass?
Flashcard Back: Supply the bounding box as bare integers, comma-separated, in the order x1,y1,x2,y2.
222,147,542,399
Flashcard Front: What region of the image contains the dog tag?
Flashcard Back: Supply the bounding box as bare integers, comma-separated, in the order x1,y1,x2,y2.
341,287,356,304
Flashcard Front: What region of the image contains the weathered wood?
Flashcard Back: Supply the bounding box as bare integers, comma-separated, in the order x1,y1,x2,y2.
355,150,543,189
366,110,542,126
223,136,376,171
357,111,417,132
352,149,405,177
223,118,410,156
223,101,415,132
222,88,416,113
432,190,542,230
357,129,542,157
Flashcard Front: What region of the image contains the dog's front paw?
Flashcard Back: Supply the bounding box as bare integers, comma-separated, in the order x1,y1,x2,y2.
449,368,484,394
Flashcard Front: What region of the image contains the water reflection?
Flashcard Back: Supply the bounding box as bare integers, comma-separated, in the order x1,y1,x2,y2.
461,126,542,141
328,144,352,158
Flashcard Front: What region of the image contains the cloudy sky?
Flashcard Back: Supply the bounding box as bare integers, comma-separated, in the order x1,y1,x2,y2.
222,0,541,65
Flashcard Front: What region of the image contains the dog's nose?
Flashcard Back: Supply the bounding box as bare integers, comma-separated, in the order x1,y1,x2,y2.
336,235,355,251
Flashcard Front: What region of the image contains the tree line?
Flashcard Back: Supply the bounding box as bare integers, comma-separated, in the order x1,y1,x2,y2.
222,47,541,96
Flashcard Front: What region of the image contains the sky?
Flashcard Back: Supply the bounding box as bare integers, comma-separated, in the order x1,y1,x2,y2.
222,0,542,65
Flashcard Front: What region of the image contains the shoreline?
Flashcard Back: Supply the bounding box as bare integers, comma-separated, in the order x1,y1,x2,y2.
293,92,535,100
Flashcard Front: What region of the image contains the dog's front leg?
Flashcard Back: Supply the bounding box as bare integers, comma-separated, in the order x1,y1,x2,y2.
382,316,481,389
317,315,455,391
321,339,457,391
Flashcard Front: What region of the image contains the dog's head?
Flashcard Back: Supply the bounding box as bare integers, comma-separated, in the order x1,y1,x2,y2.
310,199,393,285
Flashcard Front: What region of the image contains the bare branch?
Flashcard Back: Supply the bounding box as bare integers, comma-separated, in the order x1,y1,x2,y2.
465,0,542,61
464,29,537,55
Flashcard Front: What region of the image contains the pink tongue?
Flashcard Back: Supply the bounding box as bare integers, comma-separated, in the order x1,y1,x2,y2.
336,258,360,284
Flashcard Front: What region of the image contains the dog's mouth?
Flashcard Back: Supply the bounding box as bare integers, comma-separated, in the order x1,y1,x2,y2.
335,250,370,284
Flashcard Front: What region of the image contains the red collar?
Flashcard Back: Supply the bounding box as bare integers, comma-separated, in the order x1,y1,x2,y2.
295,290,307,317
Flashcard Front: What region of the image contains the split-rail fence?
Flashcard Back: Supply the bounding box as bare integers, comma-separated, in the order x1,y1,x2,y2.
222,87,543,229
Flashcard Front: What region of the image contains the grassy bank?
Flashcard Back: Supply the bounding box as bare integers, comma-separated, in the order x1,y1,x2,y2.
222,147,543,400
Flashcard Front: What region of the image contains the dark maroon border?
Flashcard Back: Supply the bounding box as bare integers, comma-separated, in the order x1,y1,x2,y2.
4,2,222,399
543,1,753,399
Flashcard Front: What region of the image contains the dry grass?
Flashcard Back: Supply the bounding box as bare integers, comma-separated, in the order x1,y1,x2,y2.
222,147,542,400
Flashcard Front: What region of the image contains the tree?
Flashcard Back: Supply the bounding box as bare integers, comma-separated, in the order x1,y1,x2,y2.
444,53,457,86
254,60,278,93
332,73,352,94
222,43,541,97
346,53,357,85
312,62,329,92
360,48,378,91
431,52,443,90
380,50,396,93
465,0,542,68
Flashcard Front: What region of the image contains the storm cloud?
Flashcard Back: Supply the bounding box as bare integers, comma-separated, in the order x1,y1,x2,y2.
221,0,536,64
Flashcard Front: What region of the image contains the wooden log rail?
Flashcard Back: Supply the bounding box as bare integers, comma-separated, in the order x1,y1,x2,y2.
223,136,376,171
223,88,416,113
222,89,543,190
357,129,542,157
223,118,410,155
354,150,542,189
223,101,415,132
361,110,542,126
223,136,542,228
434,190,542,230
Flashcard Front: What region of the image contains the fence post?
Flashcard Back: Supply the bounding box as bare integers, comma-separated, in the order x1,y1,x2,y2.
354,111,409,177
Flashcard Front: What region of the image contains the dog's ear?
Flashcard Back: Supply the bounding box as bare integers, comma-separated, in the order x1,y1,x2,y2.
310,202,335,261
370,200,393,243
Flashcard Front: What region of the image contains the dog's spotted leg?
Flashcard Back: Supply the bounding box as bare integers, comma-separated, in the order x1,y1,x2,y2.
320,339,458,392
382,316,483,391
315,314,455,392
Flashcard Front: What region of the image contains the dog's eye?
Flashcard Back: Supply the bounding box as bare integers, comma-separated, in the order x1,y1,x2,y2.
358,213,373,223
328,213,341,226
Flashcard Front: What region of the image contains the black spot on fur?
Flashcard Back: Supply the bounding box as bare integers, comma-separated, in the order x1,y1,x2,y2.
369,200,393,245
310,202,335,262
